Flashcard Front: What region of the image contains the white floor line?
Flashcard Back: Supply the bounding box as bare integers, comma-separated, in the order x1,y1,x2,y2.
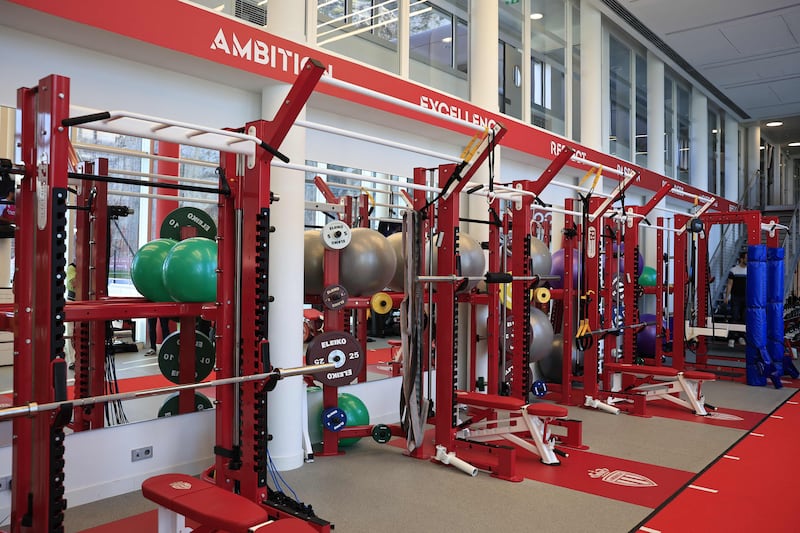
688,484,719,493
770,415,784,419
723,454,740,460
750,432,765,437
639,527,661,533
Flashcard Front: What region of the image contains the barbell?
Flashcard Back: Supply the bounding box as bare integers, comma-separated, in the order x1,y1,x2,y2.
0,361,337,422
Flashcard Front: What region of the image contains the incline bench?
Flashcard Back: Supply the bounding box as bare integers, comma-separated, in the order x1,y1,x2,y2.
455,391,570,465
600,363,716,416
142,473,316,533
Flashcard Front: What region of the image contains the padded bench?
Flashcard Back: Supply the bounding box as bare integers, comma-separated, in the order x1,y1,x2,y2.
601,363,715,416
455,391,569,465
142,473,315,533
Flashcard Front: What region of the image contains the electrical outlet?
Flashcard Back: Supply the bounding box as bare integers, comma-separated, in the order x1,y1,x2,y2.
131,446,153,462
0,475,11,491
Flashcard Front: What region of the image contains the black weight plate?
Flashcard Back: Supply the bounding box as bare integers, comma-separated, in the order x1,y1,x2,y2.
371,424,393,444
306,331,363,387
160,207,217,240
321,284,349,311
158,330,215,384
157,392,214,417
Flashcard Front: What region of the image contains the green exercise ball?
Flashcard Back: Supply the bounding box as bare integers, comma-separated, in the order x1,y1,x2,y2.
638,266,657,287
338,393,370,447
162,237,218,302
131,238,177,302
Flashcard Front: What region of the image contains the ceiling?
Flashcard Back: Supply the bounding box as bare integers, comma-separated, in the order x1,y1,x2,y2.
617,0,800,156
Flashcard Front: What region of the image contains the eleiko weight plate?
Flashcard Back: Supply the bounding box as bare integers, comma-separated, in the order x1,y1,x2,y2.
306,330,363,387
158,330,216,384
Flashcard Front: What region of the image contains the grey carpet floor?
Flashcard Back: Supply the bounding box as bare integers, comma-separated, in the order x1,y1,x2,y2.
63,379,797,532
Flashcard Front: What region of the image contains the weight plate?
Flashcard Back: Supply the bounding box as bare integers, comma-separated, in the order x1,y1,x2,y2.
371,424,393,444
157,392,213,417
158,330,216,384
533,287,551,304
531,380,548,398
321,407,347,432
321,284,349,310
321,220,352,250
306,331,363,387
160,207,217,240
370,291,393,315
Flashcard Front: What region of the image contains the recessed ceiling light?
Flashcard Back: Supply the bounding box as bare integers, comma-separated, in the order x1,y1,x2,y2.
442,36,452,43
765,121,784,127
789,142,800,147
531,13,544,20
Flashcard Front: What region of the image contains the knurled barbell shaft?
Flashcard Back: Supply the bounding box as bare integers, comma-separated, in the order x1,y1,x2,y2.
0,362,337,422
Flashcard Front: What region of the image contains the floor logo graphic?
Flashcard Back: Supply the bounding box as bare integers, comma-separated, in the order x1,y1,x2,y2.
588,467,657,487
705,412,744,421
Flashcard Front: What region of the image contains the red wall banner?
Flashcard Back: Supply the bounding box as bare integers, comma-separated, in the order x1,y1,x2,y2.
8,0,736,211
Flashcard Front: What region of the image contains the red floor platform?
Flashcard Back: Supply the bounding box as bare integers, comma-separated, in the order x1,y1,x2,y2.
636,390,800,532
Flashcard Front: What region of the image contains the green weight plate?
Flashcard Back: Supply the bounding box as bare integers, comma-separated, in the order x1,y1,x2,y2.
160,207,217,240
157,392,214,417
158,330,215,384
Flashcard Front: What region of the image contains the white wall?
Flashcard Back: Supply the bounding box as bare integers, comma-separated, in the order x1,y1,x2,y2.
0,26,260,127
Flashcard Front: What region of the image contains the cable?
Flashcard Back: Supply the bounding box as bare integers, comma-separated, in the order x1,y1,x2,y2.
266,449,300,503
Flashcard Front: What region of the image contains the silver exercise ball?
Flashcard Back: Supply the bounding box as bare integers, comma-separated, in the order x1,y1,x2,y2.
340,228,397,296
529,307,555,363
429,233,486,293
304,230,325,296
537,334,565,383
386,231,405,292
530,237,552,278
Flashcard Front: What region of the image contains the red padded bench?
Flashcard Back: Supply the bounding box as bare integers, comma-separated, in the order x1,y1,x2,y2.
456,391,568,418
142,473,315,533
455,391,569,465
600,363,715,416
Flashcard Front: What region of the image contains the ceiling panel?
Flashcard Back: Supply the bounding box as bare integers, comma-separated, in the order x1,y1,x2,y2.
617,0,800,151
720,15,799,55
769,77,800,102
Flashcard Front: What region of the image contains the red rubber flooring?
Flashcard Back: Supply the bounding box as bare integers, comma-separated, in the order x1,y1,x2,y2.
635,390,800,533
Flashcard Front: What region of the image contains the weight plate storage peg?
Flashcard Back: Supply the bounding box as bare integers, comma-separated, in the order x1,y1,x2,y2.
306,331,364,387
321,283,349,310
158,330,216,384
160,206,217,240
371,424,393,444
321,407,347,432
321,220,352,250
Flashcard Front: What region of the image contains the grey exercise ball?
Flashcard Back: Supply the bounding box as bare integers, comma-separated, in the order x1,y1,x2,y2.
537,334,564,383
529,307,555,362
304,230,325,296
386,231,405,292
429,233,486,293
339,228,397,296
530,237,552,278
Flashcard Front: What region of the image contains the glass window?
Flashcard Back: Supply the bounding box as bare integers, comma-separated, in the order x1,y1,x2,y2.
634,53,647,167
317,1,399,73
708,109,719,194
664,76,674,177
410,3,455,71
499,1,523,119
609,35,631,160
530,0,567,135
677,84,690,183
571,1,580,141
